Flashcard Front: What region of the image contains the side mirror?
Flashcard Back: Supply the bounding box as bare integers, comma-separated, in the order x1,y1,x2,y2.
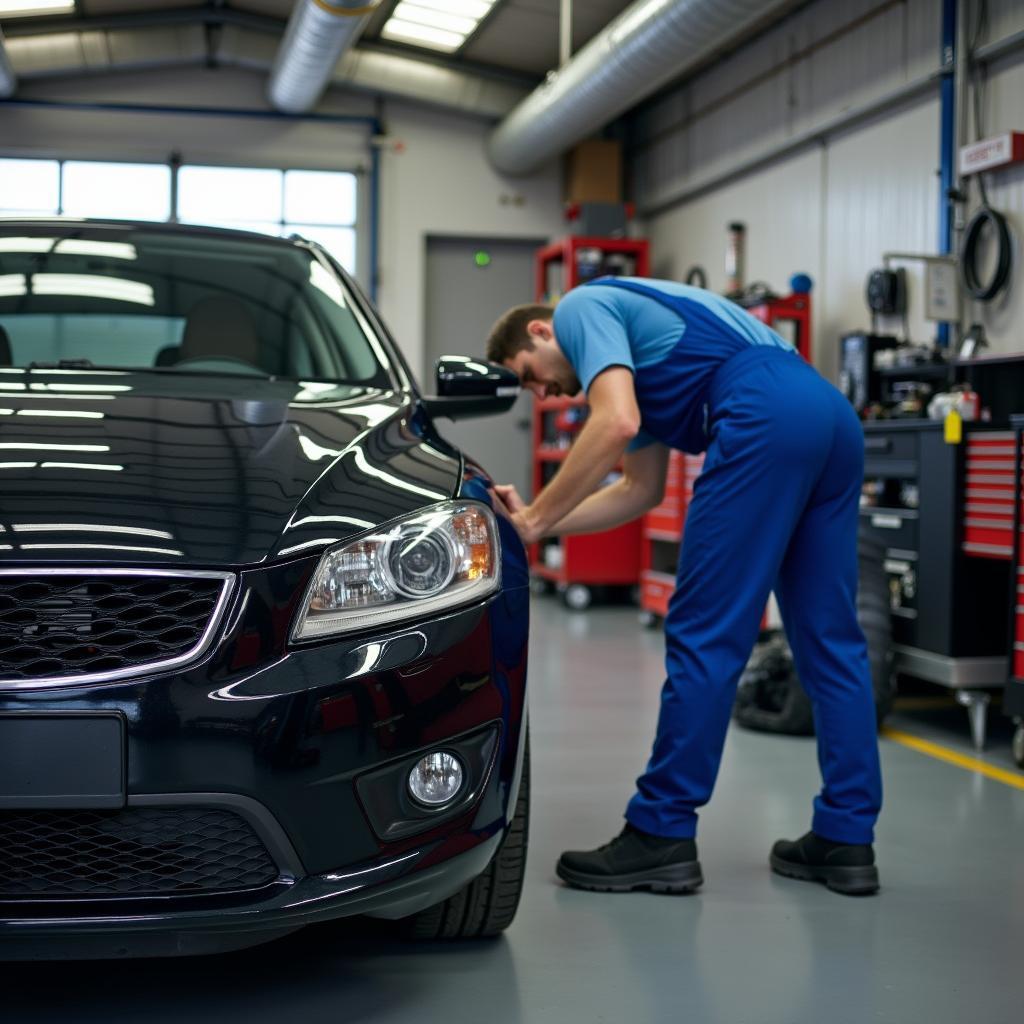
421,355,521,421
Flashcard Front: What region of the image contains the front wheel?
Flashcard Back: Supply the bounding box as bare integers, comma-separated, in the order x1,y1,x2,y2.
403,733,530,940
563,584,592,611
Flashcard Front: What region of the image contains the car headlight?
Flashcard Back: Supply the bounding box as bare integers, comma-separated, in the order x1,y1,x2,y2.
292,500,500,641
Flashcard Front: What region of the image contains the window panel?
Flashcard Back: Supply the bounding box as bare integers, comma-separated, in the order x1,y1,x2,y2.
178,166,283,225
62,161,171,221
286,224,356,275
0,159,60,214
283,170,356,227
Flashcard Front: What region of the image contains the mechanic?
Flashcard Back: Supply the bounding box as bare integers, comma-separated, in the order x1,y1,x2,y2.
485,277,882,897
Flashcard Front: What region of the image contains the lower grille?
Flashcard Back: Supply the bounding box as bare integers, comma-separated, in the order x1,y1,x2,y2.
0,807,279,898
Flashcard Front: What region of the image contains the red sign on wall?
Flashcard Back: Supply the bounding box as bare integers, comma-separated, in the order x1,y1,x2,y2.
959,132,1024,176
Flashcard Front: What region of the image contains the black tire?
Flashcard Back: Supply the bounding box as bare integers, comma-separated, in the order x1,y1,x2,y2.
733,529,893,735
734,634,815,735
403,733,530,940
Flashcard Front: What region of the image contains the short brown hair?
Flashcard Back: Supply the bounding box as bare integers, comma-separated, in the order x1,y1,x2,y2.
485,303,554,365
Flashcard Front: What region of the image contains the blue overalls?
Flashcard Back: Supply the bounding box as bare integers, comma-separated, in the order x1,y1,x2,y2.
590,278,883,845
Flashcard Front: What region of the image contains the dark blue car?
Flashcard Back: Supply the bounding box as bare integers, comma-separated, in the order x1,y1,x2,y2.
0,219,529,959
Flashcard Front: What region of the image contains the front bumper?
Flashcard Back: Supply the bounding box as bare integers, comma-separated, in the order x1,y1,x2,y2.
0,827,503,960
0,528,530,958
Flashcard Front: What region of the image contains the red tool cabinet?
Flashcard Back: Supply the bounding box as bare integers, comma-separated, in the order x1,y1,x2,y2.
1005,415,1024,765
529,236,649,610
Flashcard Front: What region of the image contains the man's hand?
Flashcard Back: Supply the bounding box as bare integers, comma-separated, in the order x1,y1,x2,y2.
509,510,542,546
491,484,527,514
489,484,541,546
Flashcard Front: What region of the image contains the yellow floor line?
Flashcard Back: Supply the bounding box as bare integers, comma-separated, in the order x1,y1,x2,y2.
881,727,1024,791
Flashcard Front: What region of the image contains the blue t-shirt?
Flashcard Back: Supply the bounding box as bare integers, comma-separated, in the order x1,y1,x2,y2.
552,278,793,450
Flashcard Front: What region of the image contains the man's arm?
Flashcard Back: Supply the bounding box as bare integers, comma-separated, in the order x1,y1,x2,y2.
546,442,669,536
513,367,641,544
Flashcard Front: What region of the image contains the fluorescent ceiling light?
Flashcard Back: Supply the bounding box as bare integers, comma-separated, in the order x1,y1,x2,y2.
381,0,496,53
0,0,75,16
30,383,132,392
392,2,477,35
36,464,126,473
0,237,53,253
408,0,494,16
0,442,110,452
0,238,136,260
16,409,105,419
55,240,137,260
31,274,154,306
13,523,173,538
381,18,466,51
0,274,27,298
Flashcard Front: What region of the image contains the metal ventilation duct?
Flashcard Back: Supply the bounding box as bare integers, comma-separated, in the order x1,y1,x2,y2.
0,31,16,99
488,0,794,176
268,0,382,114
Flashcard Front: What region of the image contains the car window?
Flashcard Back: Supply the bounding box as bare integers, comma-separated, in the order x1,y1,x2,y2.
0,227,390,388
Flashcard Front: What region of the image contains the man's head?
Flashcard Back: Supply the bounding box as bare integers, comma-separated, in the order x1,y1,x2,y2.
486,303,581,399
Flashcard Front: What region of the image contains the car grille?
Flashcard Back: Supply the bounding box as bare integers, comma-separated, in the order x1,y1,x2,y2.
0,572,229,684
0,807,279,899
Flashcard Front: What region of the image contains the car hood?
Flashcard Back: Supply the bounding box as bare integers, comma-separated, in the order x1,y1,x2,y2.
0,370,461,567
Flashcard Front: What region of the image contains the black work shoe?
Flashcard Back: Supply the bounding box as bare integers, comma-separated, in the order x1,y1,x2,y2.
770,831,880,895
556,825,703,894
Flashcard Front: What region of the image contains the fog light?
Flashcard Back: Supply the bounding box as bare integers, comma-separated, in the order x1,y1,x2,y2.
408,752,464,807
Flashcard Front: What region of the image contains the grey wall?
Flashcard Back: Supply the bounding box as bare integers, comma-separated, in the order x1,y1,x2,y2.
629,0,1024,379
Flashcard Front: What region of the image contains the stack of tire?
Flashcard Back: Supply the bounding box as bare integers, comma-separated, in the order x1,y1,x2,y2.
734,530,893,735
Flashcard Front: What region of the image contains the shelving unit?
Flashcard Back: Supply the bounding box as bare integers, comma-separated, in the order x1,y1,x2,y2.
638,452,704,624
535,236,650,304
529,236,649,609
741,291,813,363
637,289,813,625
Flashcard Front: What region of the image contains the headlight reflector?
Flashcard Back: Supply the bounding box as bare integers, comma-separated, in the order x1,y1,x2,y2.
385,524,455,599
292,501,500,641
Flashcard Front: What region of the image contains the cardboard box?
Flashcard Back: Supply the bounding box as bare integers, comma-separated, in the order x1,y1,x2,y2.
565,139,622,203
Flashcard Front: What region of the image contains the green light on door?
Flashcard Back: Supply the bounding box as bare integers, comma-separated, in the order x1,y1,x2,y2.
474,250,492,268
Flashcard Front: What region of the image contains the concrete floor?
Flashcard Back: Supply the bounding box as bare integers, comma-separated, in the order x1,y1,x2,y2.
5,598,1024,1023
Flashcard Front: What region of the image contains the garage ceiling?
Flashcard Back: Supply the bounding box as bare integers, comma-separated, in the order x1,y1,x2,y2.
6,0,637,83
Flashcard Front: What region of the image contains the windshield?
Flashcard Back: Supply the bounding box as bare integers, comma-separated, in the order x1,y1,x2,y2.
0,224,391,387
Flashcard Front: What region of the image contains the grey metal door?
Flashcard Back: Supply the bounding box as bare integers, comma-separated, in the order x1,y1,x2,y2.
425,236,540,498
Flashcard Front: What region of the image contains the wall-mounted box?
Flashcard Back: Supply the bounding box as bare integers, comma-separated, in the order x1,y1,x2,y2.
959,132,1024,176
565,140,622,204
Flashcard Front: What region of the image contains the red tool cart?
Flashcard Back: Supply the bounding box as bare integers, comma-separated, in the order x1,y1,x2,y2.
637,287,813,625
529,235,649,610
742,289,813,363
637,452,704,626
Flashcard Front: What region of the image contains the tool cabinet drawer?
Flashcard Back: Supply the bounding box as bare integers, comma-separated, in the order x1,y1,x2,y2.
863,432,918,461
646,504,684,538
641,571,675,618
963,518,1014,559
860,508,918,550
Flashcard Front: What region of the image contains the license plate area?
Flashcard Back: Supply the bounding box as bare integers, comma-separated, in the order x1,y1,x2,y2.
0,713,126,809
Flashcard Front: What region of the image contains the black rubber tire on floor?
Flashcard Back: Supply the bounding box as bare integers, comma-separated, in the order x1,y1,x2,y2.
403,733,530,940
733,529,893,735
